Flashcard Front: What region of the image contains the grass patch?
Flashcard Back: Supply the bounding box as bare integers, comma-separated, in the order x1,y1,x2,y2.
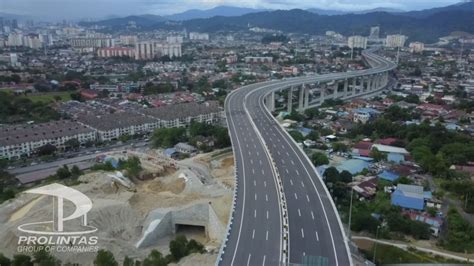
359,242,459,264
22,91,72,103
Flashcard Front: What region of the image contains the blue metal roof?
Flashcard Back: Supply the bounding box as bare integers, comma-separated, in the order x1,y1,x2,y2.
378,170,400,182
391,191,424,210
336,159,370,175
164,148,177,156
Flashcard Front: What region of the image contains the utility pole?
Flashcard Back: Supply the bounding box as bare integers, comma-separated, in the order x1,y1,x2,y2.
347,187,354,239
373,225,381,263
465,192,469,210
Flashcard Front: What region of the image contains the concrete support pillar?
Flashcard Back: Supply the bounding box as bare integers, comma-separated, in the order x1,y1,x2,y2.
270,91,275,111
343,79,348,97
367,75,372,91
287,87,293,113
298,84,305,111
304,86,310,109
352,77,357,92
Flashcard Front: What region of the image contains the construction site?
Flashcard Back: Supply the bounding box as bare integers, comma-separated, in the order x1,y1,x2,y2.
0,149,235,265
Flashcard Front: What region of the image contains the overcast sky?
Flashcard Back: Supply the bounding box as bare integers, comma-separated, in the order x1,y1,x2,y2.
0,0,463,20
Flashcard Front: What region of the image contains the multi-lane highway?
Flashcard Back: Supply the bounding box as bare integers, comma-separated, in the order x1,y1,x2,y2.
219,49,396,266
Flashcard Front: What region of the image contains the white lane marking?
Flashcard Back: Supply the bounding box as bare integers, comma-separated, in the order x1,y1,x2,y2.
254,180,256,186
263,255,266,266
266,230,269,241
247,254,252,266
286,152,290,156
301,181,305,188
264,181,267,187
249,151,252,156
266,210,269,219
296,170,300,176
262,169,265,175
290,179,294,186
306,195,310,202
252,169,255,174
269,137,272,142
266,194,268,202
259,160,262,165
254,144,257,149
285,169,289,174
277,151,280,155
246,144,249,148
255,194,257,201
315,231,319,241
281,145,285,149
311,211,315,220
281,159,285,164
301,228,305,238
256,151,259,156
254,209,257,218
250,159,254,165
294,193,298,200
298,209,301,217
291,160,295,165
252,230,255,239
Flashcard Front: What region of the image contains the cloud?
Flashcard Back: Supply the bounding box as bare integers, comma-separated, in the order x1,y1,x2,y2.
0,0,462,20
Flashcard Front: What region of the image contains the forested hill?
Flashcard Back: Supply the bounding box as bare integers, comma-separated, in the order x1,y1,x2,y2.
181,9,473,43
81,2,474,43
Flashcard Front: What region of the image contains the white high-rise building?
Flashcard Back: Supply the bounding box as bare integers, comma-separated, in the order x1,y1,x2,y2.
348,35,368,49
23,34,42,49
409,42,425,53
369,26,380,39
166,36,183,44
189,32,209,41
70,37,113,48
385,34,407,48
119,35,137,46
7,33,23,46
135,41,182,60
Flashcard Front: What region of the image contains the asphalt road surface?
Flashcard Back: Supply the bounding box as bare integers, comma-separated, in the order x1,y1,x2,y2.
219,48,396,266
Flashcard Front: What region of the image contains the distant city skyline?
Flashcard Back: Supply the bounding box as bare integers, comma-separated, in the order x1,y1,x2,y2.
0,0,463,21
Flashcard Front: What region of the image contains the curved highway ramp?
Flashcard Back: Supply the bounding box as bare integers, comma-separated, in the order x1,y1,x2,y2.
217,48,397,266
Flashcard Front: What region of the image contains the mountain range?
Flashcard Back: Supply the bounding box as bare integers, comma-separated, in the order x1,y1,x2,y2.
80,1,474,43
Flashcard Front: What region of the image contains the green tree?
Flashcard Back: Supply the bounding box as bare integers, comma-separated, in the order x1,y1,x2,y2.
169,235,189,262
312,152,329,166
332,142,348,152
70,165,83,178
306,131,319,141
284,111,304,122
65,138,80,150
33,249,61,266
142,250,167,266
339,170,353,183
0,253,11,266
37,144,57,156
370,148,386,162
12,254,33,266
323,167,339,184
187,239,205,254
151,128,187,148
289,131,304,143
304,108,320,119
122,256,135,266
124,156,142,178
94,250,118,266
56,165,71,179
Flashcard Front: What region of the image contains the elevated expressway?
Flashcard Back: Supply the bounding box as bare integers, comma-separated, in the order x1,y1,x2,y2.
218,49,397,266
